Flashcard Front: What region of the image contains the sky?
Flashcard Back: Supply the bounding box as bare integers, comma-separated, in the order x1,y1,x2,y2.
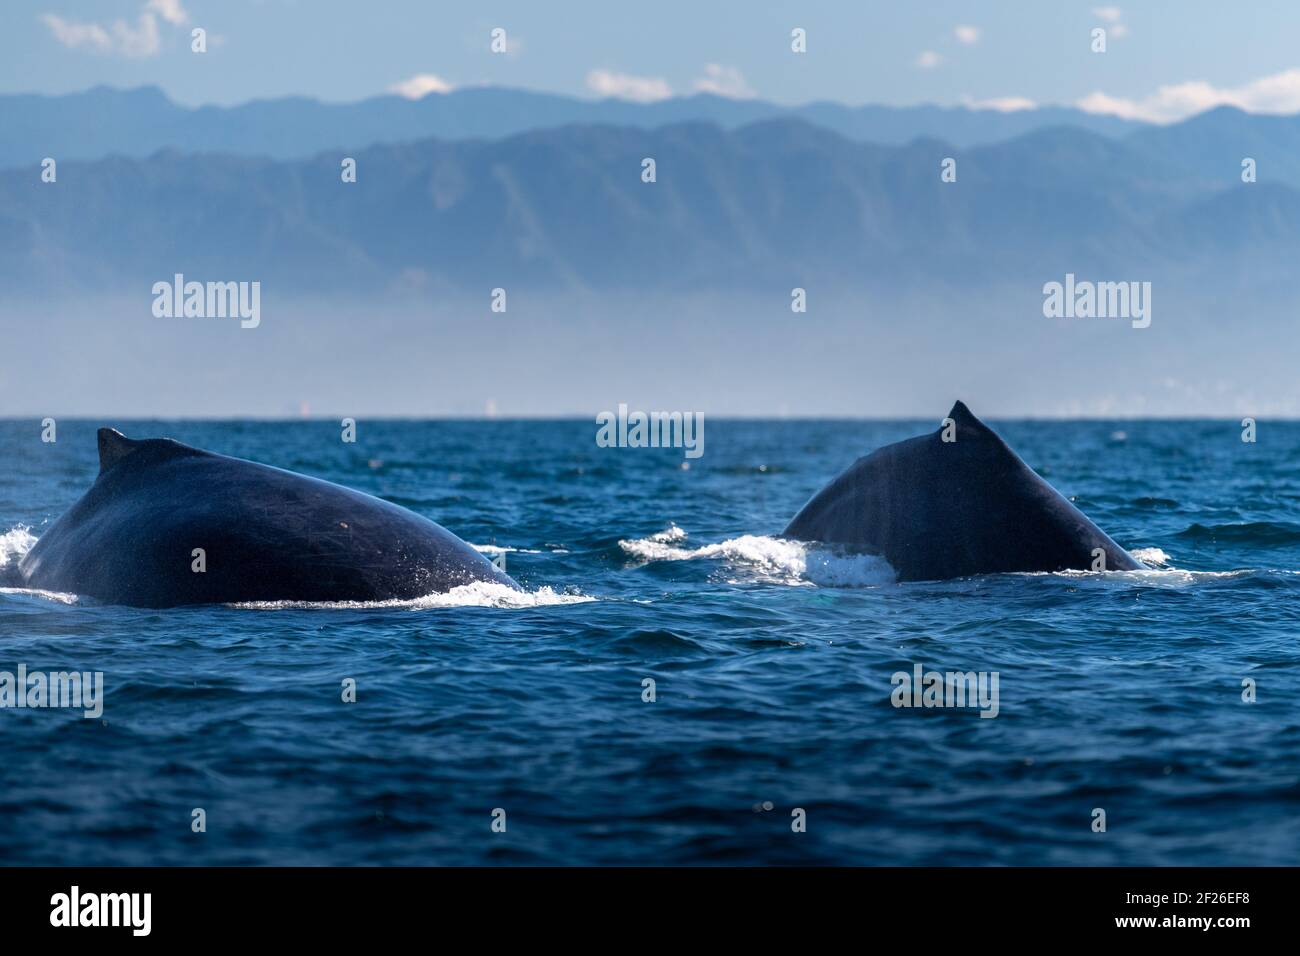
4,0,1300,123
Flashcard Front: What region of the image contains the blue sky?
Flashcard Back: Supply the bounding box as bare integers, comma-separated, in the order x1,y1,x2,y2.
4,0,1300,122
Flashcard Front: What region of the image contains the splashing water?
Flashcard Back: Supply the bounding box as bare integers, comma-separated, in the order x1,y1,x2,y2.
619,525,897,587
231,581,594,610
0,525,36,570
1130,546,1171,566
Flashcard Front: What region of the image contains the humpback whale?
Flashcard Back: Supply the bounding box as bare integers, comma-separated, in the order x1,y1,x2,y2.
784,401,1141,581
16,429,519,607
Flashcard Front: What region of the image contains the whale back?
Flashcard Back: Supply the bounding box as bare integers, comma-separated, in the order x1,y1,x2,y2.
19,430,517,606
783,401,1140,581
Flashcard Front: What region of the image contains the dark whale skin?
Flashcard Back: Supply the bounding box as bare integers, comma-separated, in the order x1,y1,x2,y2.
17,429,520,607
783,401,1142,582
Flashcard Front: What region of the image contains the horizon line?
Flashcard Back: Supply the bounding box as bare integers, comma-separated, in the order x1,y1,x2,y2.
0,414,1288,423
7,81,1281,126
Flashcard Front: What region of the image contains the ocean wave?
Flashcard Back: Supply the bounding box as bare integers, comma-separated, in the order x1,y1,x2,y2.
618,529,1284,589
229,582,594,610
1007,544,1267,585
1044,564,1261,586
618,526,897,587
0,587,81,605
1175,521,1300,545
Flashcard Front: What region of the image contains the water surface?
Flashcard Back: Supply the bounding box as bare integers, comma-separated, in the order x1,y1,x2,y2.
1,418,1296,865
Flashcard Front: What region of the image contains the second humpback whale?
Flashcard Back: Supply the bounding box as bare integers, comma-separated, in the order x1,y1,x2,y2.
16,429,519,607
784,401,1142,581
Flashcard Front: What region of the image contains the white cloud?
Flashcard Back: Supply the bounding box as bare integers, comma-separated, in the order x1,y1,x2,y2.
40,1,187,58
146,0,188,26
915,50,943,69
1110,22,1129,39
954,25,980,45
41,14,112,52
962,95,1037,112
585,69,672,103
388,74,455,99
113,13,161,57
1077,68,1300,123
693,64,755,99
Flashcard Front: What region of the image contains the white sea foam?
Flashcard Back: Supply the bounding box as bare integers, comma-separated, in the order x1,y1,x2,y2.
0,527,71,599
1050,545,1254,585
0,525,37,569
1042,545,1255,586
618,526,897,587
1049,566,1254,586
0,587,81,605
471,543,549,555
230,581,594,610
617,527,1279,589
1130,547,1171,566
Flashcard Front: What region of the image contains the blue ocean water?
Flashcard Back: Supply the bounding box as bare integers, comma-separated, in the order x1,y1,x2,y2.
1,417,1297,866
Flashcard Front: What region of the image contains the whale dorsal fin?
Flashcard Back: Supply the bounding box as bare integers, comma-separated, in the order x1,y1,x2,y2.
98,428,143,474
97,428,208,476
944,400,993,438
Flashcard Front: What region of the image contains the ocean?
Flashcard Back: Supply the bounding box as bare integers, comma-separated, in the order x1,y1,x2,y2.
1,417,1297,865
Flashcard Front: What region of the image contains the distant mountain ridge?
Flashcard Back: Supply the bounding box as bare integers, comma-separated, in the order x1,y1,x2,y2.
3,115,1296,297
0,83,1151,168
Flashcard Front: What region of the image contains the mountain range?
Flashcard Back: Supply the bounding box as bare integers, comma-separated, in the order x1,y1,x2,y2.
0,84,1150,169
2,107,1297,296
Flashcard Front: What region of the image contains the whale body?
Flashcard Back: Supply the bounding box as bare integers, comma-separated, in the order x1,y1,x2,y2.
783,401,1141,581
17,428,519,607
